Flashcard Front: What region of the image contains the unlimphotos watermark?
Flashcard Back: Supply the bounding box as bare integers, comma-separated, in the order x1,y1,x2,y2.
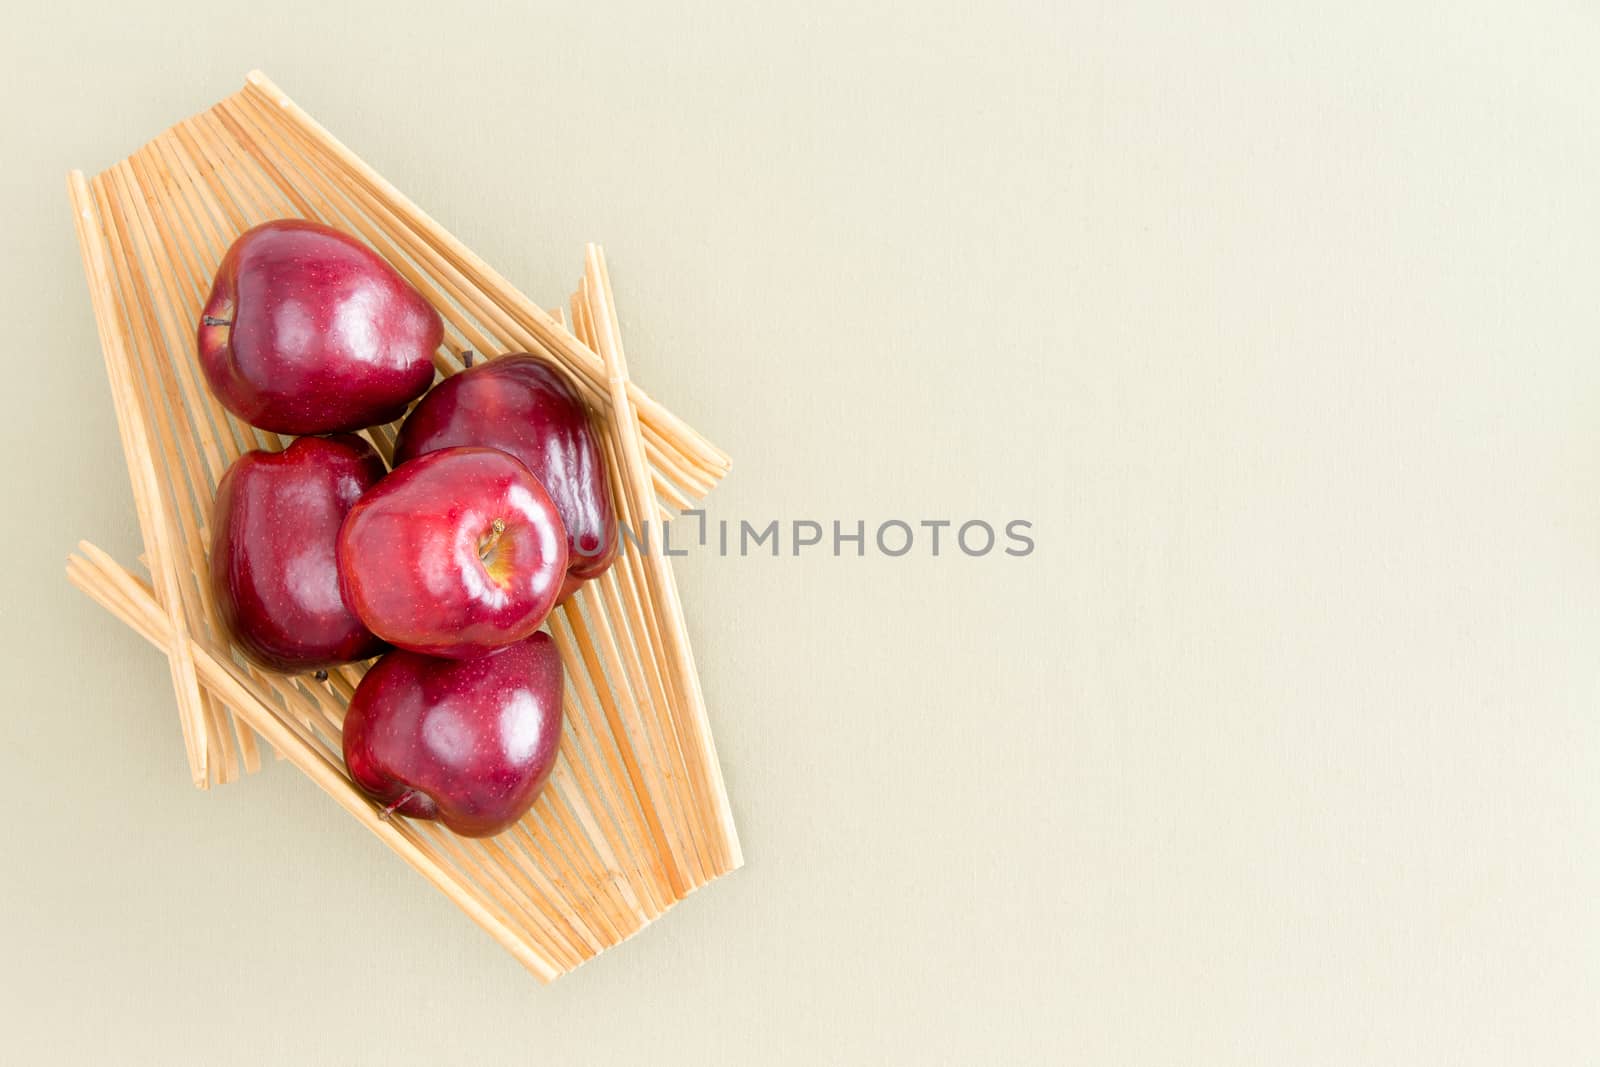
587,512,1036,559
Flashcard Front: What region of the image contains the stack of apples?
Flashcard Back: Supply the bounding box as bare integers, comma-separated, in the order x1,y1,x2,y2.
199,219,618,838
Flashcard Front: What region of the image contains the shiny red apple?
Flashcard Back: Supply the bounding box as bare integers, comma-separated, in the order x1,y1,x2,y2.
342,633,564,837
197,219,442,434
393,353,617,602
210,434,389,672
337,447,569,659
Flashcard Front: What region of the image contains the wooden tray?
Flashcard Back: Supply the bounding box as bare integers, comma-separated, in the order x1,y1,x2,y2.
64,71,741,981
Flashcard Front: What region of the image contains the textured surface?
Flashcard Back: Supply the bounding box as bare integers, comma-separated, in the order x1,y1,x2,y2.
5,2,1600,1064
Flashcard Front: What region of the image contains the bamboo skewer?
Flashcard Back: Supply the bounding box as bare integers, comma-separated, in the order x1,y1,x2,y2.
549,695,659,919
66,72,740,982
126,146,264,775
549,609,671,916
593,453,714,884
147,131,273,460
575,297,717,880
580,250,742,869
574,584,692,889
558,606,674,912
70,171,211,789
101,162,245,782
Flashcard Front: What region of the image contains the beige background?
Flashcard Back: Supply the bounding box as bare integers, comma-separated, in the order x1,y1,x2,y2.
3,2,1598,1063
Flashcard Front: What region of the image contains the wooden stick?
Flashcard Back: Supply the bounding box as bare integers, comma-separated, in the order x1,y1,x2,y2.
549,609,671,915
171,118,287,453
584,247,743,871
573,291,715,883
69,171,210,789
126,144,263,774
419,813,598,964
537,765,642,934
101,162,242,783
148,130,271,460
473,834,590,969
596,430,715,882
133,139,251,465
557,592,687,901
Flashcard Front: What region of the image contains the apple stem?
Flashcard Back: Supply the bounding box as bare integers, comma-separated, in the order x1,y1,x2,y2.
461,349,475,367
379,789,417,821
479,517,507,562
202,315,232,327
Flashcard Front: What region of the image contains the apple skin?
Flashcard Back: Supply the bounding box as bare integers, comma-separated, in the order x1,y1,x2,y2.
337,446,569,659
197,219,442,434
393,354,618,602
342,633,564,838
210,434,389,672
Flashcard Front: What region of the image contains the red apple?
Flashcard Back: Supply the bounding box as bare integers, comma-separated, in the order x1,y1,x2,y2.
393,353,618,602
210,434,389,671
197,219,441,434
337,446,569,658
342,634,564,837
